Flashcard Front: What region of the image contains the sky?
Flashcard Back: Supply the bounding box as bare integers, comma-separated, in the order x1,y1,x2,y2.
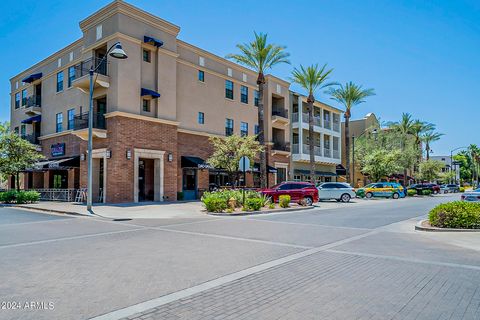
0,0,479,155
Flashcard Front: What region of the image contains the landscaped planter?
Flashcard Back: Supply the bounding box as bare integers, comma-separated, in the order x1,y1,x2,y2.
205,204,314,216
416,201,480,232
415,219,480,232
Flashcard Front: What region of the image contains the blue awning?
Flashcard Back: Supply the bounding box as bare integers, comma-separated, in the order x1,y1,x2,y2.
22,73,42,83
141,88,161,99
21,115,41,124
144,36,163,48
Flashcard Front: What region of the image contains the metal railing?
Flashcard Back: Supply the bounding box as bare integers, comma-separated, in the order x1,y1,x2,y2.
324,148,331,157
324,120,331,129
333,149,340,159
296,144,322,156
34,189,77,202
22,134,40,145
73,112,106,130
272,142,290,152
292,113,299,123
73,57,108,78
333,122,340,132
292,143,299,154
26,95,41,108
272,108,288,118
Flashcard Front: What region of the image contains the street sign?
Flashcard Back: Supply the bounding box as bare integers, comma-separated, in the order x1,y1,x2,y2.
239,156,250,172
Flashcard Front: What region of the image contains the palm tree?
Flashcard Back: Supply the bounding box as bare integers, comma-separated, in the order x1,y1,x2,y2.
388,113,415,185
421,131,443,160
291,64,335,184
227,32,290,188
411,120,435,150
327,82,375,185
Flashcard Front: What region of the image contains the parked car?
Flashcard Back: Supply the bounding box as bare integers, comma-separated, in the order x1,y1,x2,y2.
407,183,440,195
317,182,356,202
358,182,406,199
461,188,480,202
260,181,319,206
440,184,461,193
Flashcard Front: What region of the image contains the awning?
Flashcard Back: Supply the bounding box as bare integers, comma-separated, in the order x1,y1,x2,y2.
294,169,337,177
252,163,278,174
22,72,42,83
181,156,213,169
141,88,161,99
144,36,164,47
30,156,80,170
336,164,347,176
21,115,41,124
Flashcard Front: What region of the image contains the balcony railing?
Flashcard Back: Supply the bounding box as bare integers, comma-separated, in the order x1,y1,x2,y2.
296,144,322,156
272,108,288,119
324,148,331,157
22,134,40,145
333,149,340,159
324,120,331,129
292,143,299,154
26,95,41,108
333,122,340,132
74,57,108,79
73,112,106,131
272,142,290,152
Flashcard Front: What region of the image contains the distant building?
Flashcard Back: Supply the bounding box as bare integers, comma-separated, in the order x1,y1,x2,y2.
430,155,459,182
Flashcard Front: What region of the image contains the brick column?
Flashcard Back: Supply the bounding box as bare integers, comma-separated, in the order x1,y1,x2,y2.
67,169,75,189
43,171,50,188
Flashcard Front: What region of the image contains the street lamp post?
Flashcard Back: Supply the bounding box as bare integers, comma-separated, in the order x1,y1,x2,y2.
449,146,468,185
86,42,127,211
352,128,378,187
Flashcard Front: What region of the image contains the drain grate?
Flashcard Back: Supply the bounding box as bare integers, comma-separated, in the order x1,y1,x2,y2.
112,218,132,221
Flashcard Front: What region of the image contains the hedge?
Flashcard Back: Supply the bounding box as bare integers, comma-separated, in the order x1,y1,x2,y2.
429,201,480,229
0,191,40,204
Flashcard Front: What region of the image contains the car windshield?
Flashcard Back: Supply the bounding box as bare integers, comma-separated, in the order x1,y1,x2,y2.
271,183,282,189
364,183,375,188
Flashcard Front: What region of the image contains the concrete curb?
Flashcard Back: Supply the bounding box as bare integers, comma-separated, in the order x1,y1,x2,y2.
206,205,314,216
415,219,480,232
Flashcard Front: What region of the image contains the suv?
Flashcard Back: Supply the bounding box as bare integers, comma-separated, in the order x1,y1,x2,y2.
317,182,356,202
440,184,460,193
358,182,405,199
260,181,319,206
408,183,440,195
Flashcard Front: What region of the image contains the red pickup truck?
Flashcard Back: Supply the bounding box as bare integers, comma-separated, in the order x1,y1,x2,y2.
260,181,318,205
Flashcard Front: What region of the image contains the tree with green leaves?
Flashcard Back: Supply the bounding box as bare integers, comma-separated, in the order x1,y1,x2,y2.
291,64,335,183
227,32,290,188
0,123,44,191
418,160,444,182
421,130,443,160
327,82,375,184
360,149,403,182
387,113,416,185
207,135,264,187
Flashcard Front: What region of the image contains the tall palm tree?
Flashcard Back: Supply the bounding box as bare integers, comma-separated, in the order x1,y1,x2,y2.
411,120,435,150
291,64,335,184
421,131,443,160
388,113,416,185
227,32,290,188
327,82,375,185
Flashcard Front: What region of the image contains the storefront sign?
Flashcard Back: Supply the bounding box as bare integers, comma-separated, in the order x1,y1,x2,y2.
51,143,65,157
198,163,213,170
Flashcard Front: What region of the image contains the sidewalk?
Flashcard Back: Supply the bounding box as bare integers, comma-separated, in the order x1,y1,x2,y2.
17,201,206,219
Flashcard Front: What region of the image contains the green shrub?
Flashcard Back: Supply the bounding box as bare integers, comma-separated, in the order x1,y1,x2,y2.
244,198,262,211
459,187,465,193
268,203,275,209
422,189,432,196
279,195,291,208
429,201,480,229
16,191,40,204
203,197,227,212
407,189,417,197
0,191,17,203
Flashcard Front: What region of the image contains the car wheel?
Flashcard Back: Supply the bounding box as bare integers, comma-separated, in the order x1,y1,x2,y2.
366,192,373,199
341,193,351,203
392,192,400,199
303,196,313,206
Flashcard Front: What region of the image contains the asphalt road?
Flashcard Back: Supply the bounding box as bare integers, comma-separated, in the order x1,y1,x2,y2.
1,194,479,320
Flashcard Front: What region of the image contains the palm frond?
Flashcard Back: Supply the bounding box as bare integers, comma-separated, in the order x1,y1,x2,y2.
290,64,335,97
327,81,375,112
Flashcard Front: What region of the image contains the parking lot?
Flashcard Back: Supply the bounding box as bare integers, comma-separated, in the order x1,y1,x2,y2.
1,193,479,320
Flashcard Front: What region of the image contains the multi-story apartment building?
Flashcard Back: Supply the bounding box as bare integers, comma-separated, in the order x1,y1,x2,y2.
9,0,291,203
289,92,343,183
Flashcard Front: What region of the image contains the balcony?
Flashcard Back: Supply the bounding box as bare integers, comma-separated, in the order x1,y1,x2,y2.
22,134,40,145
24,96,42,115
324,148,331,158
323,120,331,130
291,112,321,128
272,142,290,152
72,57,110,91
333,149,340,159
300,144,322,156
71,112,107,140
333,121,340,132
271,108,289,126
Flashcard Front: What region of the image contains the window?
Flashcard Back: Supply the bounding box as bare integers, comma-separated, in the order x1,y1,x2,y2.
240,122,248,137
56,112,63,133
240,86,248,104
96,24,103,40
199,56,205,66
56,71,64,92
227,68,232,77
67,109,75,130
225,80,233,99
254,124,259,135
225,118,234,136
14,127,19,135
198,112,204,124
20,125,26,138
14,92,20,109
198,70,204,82
142,99,150,112
143,49,151,62
21,89,27,106
68,66,75,88
254,90,259,106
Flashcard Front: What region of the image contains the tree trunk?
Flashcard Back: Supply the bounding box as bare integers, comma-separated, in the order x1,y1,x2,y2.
344,114,351,184
307,95,315,184
426,143,430,160
257,73,267,188
15,172,20,192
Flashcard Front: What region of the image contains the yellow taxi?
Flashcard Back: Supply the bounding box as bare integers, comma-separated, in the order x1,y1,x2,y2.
357,182,406,199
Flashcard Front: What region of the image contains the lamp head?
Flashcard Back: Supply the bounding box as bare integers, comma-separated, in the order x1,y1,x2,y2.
109,43,128,59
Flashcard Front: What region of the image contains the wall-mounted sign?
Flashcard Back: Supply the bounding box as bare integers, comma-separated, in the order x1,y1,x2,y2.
51,143,65,157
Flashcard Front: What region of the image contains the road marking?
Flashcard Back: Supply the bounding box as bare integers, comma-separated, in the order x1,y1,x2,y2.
243,217,372,231
326,249,480,271
89,230,379,320
0,217,71,227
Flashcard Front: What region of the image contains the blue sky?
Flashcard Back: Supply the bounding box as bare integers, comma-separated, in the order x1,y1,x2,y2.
1,0,479,155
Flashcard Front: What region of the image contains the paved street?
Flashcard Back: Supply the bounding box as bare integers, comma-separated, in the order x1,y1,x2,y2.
1,194,479,320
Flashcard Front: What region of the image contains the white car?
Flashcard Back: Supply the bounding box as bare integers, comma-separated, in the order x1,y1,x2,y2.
317,182,357,202
461,188,480,202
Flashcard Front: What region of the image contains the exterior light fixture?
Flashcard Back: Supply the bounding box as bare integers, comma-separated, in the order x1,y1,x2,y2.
126,149,132,160
106,150,111,159
109,43,128,59
80,153,85,161
168,153,173,162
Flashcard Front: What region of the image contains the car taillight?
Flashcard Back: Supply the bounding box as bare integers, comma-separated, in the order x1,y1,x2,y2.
461,195,465,200
351,188,355,192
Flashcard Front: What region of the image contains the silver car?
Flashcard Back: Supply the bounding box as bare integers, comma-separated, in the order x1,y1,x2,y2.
461,188,480,202
317,182,357,202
